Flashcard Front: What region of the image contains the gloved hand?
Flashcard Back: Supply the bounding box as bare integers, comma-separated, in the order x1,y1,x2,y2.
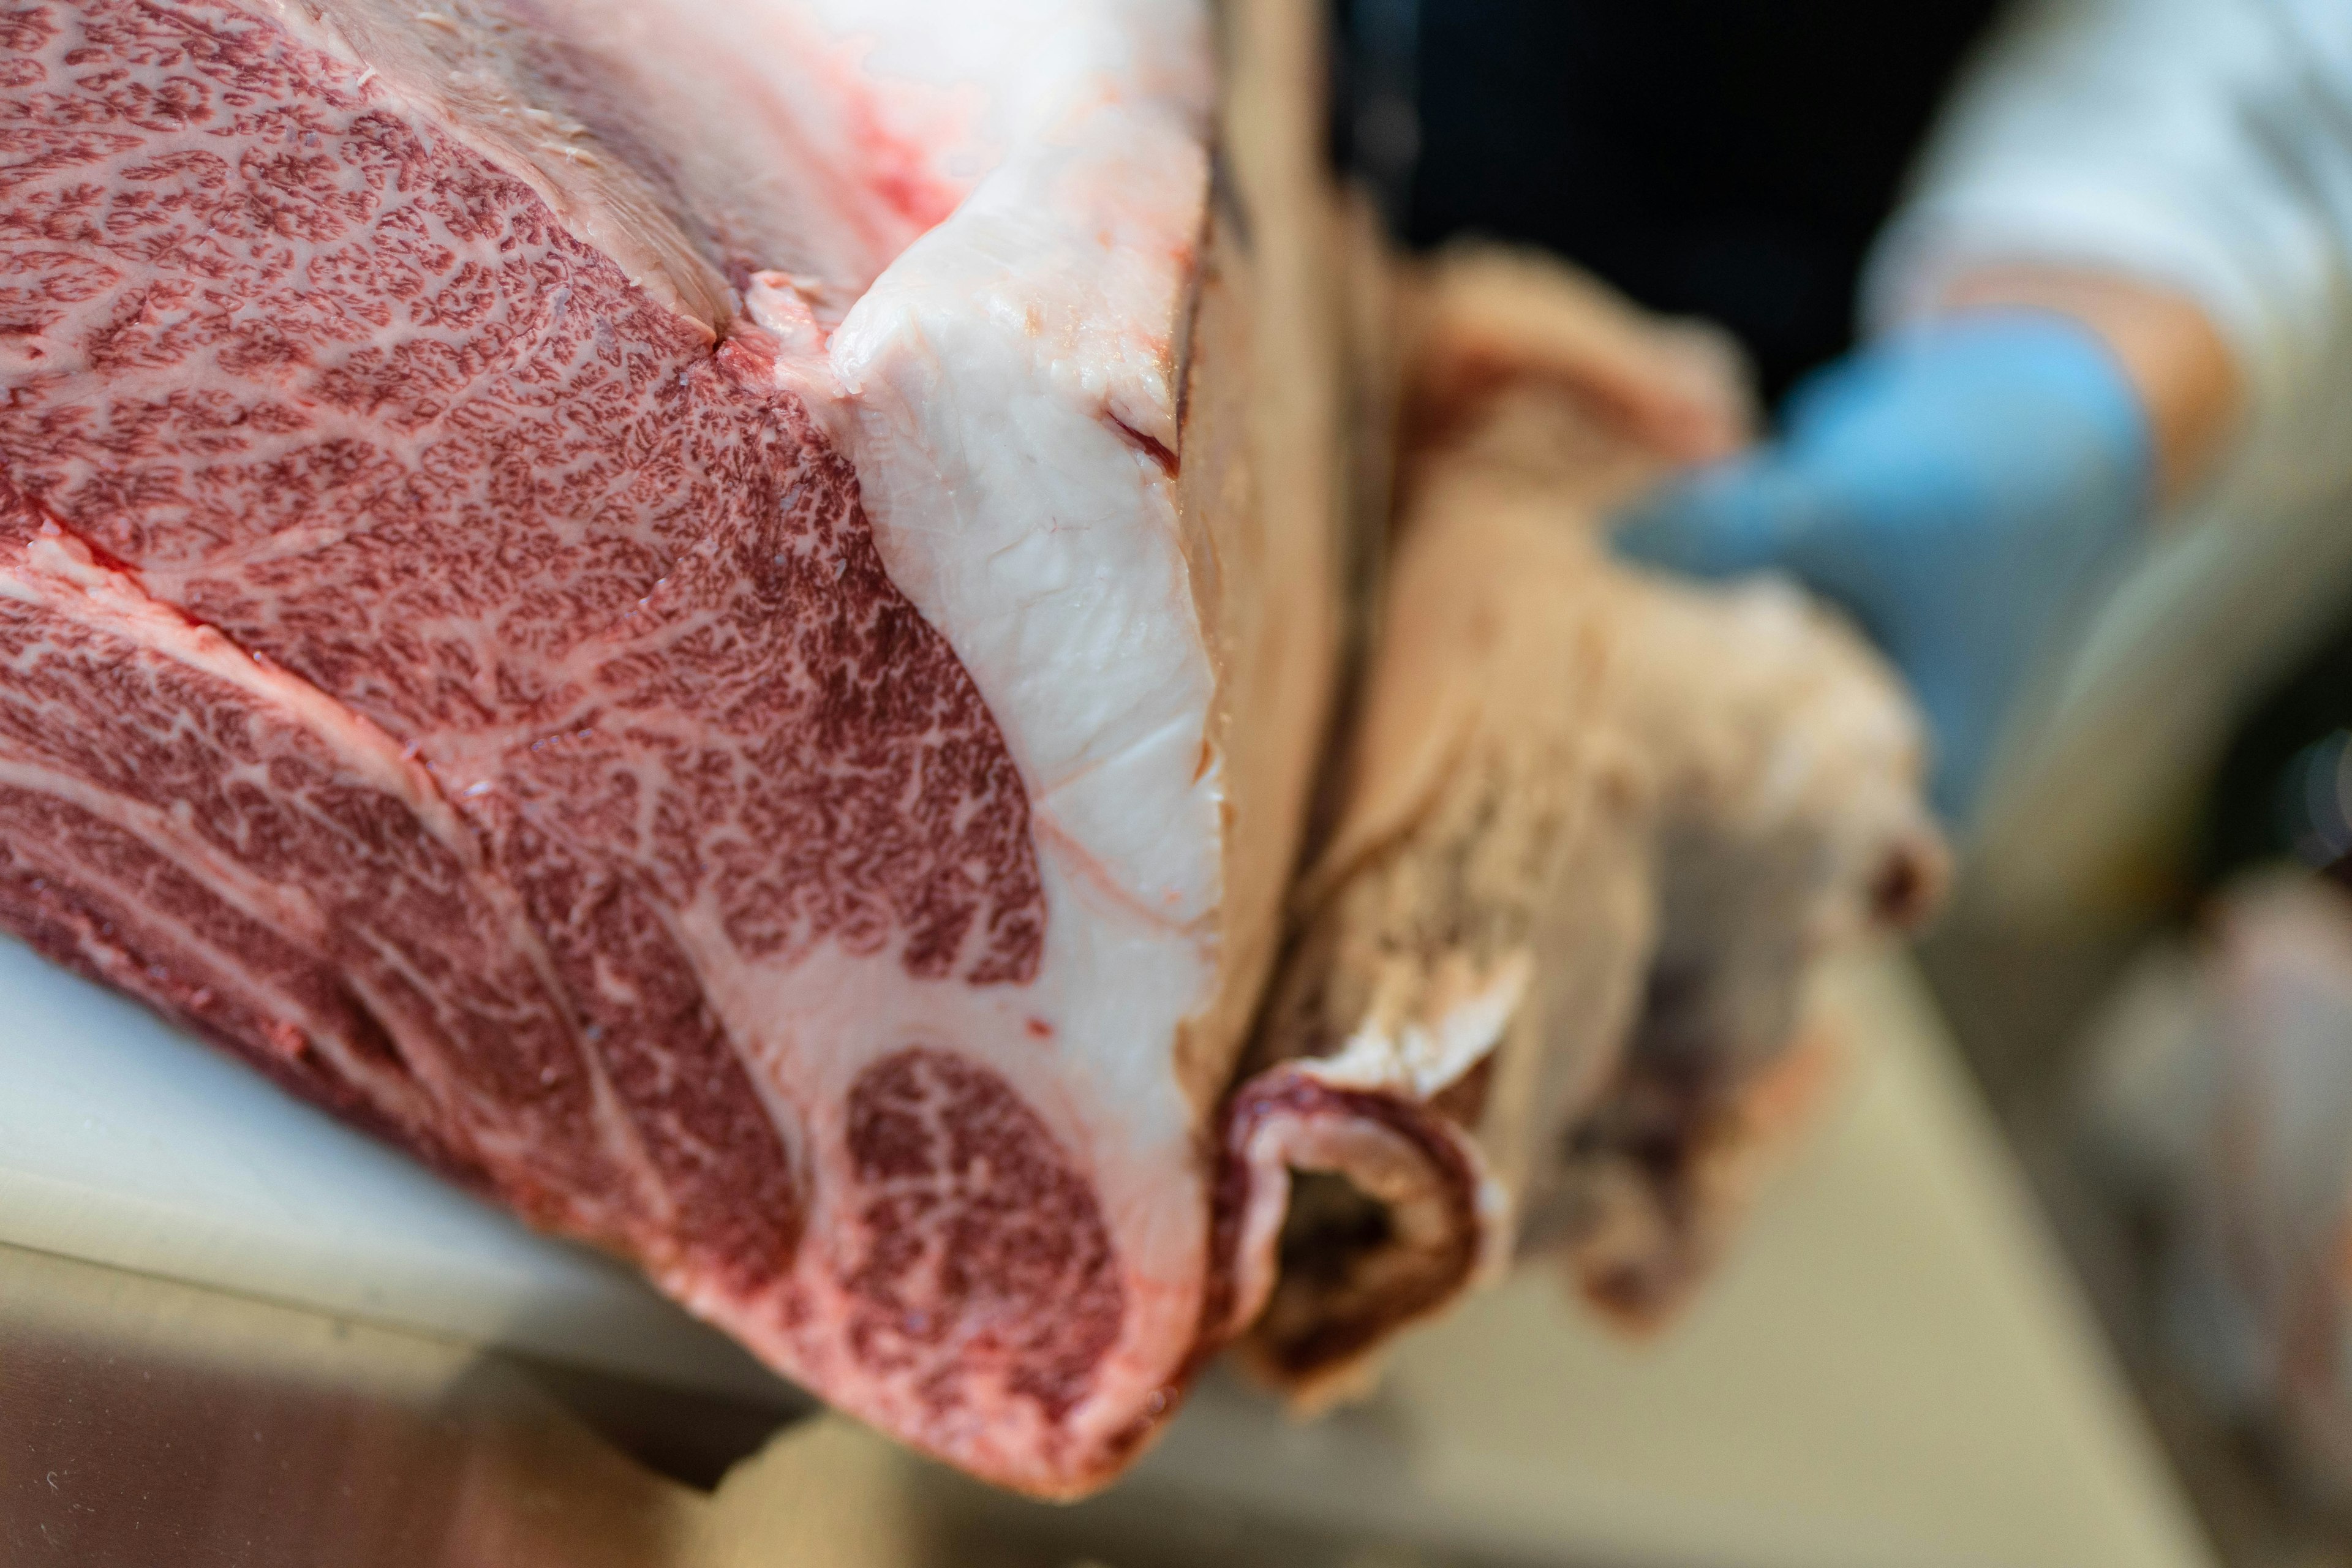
1613,314,2155,819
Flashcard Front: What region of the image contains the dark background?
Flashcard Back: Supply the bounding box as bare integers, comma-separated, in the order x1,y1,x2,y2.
1335,0,2005,401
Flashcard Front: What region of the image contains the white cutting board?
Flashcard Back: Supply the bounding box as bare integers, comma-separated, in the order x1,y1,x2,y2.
0,937,785,1401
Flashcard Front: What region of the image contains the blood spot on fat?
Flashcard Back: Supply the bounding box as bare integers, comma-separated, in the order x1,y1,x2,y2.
1105,414,1179,478
840,1048,1123,1425
1025,1016,1054,1041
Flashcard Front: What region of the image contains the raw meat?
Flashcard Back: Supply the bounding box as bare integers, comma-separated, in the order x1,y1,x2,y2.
0,0,1947,1494
1220,249,1948,1401
2082,872,2352,1499
0,0,1346,1494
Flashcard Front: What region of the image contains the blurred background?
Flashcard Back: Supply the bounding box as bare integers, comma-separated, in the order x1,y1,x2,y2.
1333,2,2352,1564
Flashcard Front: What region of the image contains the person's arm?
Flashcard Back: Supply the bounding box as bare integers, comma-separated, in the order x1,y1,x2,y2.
1869,0,2352,511
1933,266,2239,506
1621,0,2352,819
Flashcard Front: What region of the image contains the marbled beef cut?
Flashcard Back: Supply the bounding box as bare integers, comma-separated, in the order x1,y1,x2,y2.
0,0,1347,1494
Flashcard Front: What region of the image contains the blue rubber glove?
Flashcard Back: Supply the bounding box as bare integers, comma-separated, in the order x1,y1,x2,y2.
1614,314,2155,820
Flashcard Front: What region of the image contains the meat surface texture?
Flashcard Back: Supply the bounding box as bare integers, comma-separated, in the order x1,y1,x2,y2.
1221,248,1950,1403
0,0,1349,1494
